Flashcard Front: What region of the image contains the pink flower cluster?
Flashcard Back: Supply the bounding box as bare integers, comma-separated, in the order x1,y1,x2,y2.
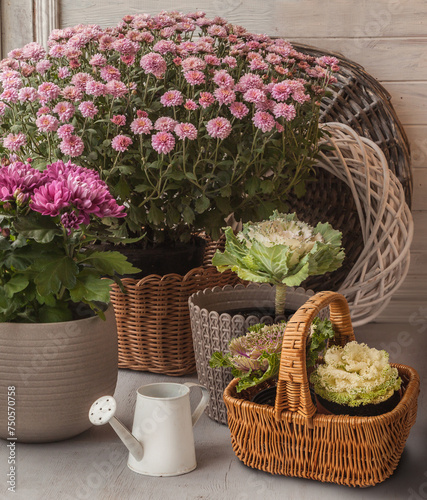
0,160,125,231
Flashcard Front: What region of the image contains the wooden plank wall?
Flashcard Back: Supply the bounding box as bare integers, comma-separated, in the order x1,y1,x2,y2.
1,0,426,322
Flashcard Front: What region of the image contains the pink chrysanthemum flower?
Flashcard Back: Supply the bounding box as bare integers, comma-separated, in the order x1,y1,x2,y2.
38,82,61,101
252,111,275,133
139,31,155,43
140,52,167,78
112,38,139,56
130,116,153,134
111,115,126,127
2,77,22,89
206,117,232,140
236,73,264,92
181,56,206,72
0,102,8,116
229,101,249,119
53,101,75,122
105,80,128,98
151,131,175,154
78,101,98,118
199,92,215,109
204,54,220,66
111,134,133,152
222,55,237,68
58,67,71,79
174,122,198,141
154,117,177,132
3,133,27,151
184,99,198,110
57,124,75,139
184,70,205,86
37,106,50,116
265,53,282,65
213,69,234,88
36,114,59,132
292,91,311,104
59,135,85,157
275,121,284,133
243,88,267,104
121,54,135,66
71,72,93,91
0,69,20,81
160,90,183,107
61,85,83,102
250,58,269,72
49,45,68,58
100,65,121,82
0,88,18,103
153,40,177,55
214,88,236,105
207,25,227,38
18,87,38,103
89,53,107,67
36,60,52,75
22,42,46,61
86,80,106,97
273,102,296,121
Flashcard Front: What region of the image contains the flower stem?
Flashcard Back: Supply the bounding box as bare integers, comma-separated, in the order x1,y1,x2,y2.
275,283,287,316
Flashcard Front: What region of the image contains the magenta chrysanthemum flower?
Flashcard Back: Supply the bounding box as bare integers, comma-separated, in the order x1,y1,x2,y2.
154,117,177,132
160,90,183,107
174,122,198,140
89,53,107,67
0,162,44,202
37,82,61,101
18,87,38,103
53,101,75,122
181,56,206,72
253,111,275,133
57,124,75,139
273,102,296,121
30,180,71,216
206,117,232,140
79,101,98,118
140,52,167,78
86,80,106,97
213,69,234,88
229,101,249,119
111,115,126,127
151,131,175,154
199,92,215,109
59,135,84,157
111,134,133,152
36,114,59,132
105,80,128,98
214,88,236,106
130,117,153,135
100,65,121,82
184,70,205,86
3,133,27,151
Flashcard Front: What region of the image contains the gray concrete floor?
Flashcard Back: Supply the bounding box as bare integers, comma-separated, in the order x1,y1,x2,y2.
1,321,426,500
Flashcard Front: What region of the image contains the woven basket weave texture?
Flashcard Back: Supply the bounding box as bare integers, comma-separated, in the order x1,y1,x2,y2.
224,291,420,487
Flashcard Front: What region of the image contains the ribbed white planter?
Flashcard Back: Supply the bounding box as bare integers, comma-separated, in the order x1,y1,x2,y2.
0,306,118,443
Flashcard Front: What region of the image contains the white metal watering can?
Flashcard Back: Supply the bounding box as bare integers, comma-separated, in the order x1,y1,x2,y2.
89,382,209,476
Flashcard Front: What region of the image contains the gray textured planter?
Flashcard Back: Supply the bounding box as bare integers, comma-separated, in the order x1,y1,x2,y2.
0,306,118,443
188,283,315,425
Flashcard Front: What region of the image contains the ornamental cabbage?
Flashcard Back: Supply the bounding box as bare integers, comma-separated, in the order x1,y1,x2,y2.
310,341,401,407
212,212,345,315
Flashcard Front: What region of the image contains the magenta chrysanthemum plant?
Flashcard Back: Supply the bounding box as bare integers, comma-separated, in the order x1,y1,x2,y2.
0,11,339,244
0,160,139,323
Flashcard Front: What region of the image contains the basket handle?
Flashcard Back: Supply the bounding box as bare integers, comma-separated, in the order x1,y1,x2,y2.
274,291,355,422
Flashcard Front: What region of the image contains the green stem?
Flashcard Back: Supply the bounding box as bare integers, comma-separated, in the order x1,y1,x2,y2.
275,283,287,317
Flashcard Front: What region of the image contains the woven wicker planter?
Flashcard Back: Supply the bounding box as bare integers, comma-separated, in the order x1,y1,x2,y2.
188,283,315,424
110,256,240,376
224,291,420,487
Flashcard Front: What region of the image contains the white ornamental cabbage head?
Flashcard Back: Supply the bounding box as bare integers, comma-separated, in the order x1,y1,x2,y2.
310,341,401,407
213,211,345,287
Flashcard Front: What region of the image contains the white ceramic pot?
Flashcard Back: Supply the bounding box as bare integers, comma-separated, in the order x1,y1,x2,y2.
0,306,118,443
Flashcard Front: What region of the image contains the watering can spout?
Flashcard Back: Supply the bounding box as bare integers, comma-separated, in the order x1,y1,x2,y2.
89,396,144,462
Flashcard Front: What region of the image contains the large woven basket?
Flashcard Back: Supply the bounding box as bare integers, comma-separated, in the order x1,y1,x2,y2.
224,291,420,487
110,236,240,376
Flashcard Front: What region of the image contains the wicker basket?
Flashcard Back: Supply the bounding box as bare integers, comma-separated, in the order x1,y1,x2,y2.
110,236,240,376
224,291,420,487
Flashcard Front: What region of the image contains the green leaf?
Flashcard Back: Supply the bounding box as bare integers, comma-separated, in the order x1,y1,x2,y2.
69,273,112,304
148,203,165,225
195,195,210,214
209,351,233,369
13,214,61,243
235,353,281,393
182,206,195,225
78,250,140,276
38,303,73,323
35,256,78,296
4,275,29,298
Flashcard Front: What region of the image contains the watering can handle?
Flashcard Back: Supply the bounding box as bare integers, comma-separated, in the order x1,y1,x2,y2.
184,382,210,427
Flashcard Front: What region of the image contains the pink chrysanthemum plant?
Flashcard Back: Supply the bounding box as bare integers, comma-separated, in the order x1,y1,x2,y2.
0,159,139,323
0,12,339,246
